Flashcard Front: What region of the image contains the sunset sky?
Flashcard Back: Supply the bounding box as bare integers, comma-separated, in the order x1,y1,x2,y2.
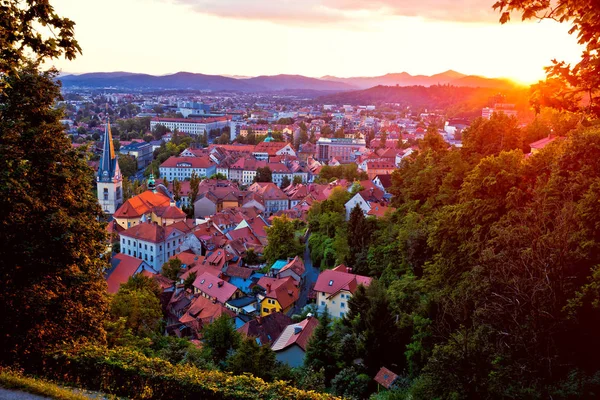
51,0,583,84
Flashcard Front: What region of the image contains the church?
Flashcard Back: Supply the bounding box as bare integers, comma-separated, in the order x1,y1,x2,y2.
97,119,123,214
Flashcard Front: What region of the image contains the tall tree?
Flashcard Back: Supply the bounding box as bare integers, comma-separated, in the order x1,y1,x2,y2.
305,312,339,384
0,1,108,364
255,166,272,183
202,314,240,365
264,215,303,265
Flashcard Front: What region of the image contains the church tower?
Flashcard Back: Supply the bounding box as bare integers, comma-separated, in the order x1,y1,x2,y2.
97,118,123,214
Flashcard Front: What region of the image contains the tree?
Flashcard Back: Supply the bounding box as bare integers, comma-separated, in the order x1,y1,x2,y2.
214,132,230,144
172,178,181,201
202,314,241,364
110,275,163,337
304,312,339,383
161,258,182,281
189,171,201,212
183,272,196,291
293,175,303,185
0,3,110,362
227,336,277,380
494,0,600,116
280,176,291,188
264,215,304,265
152,123,170,140
118,154,138,178
255,166,272,183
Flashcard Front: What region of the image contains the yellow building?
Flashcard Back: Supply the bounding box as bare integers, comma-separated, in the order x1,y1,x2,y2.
257,276,299,316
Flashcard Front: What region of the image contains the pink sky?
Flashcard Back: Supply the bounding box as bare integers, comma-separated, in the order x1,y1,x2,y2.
51,0,582,83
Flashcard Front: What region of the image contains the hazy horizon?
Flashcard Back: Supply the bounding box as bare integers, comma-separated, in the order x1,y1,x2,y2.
50,0,583,84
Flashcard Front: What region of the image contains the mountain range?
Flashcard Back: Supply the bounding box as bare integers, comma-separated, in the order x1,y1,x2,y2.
58,70,520,92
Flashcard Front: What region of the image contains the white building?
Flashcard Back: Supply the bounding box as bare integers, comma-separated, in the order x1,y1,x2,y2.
119,221,192,271
159,156,217,181
314,265,372,319
150,116,230,135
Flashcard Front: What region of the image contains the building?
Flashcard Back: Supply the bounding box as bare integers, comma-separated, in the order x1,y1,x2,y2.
247,182,289,215
105,253,156,294
192,271,244,306
257,276,300,316
159,156,217,181
314,265,372,319
97,120,123,214
272,256,305,283
113,187,172,230
237,312,292,347
271,316,318,367
150,116,230,135
316,138,365,162
119,141,154,170
119,221,192,271
529,135,558,154
482,103,518,119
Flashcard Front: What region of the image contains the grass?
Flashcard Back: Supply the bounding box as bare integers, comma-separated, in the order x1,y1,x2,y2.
0,369,92,400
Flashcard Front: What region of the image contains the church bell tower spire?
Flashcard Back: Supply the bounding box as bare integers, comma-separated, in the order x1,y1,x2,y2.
97,114,123,214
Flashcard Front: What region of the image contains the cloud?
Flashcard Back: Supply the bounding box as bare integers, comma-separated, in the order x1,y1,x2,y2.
170,0,502,24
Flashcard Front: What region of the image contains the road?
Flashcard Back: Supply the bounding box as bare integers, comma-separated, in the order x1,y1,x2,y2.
0,388,49,400
293,234,320,315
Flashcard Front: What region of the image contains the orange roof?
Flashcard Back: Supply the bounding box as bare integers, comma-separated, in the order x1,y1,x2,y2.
193,272,239,304
114,190,171,219
367,204,396,217
179,295,235,329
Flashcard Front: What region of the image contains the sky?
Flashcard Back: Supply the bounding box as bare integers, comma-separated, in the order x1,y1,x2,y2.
50,0,583,84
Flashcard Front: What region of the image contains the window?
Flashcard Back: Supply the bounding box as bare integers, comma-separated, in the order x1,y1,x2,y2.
133,251,136,257
200,279,205,284
208,283,213,289
122,238,125,244
139,242,142,248
340,312,345,317
322,292,325,296
160,246,162,251
341,302,345,308
128,240,131,246
328,280,334,286
263,308,269,313
144,244,147,250
103,188,108,200
150,246,153,251
321,301,325,306
150,256,153,262
332,300,336,304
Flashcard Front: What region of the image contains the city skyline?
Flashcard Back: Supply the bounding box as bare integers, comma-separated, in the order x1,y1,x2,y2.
51,0,582,84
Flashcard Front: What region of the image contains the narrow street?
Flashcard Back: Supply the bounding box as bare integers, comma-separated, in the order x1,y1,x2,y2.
293,234,320,314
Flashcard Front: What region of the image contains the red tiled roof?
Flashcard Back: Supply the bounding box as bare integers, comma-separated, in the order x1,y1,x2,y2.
314,267,372,297
160,156,215,169
257,276,299,310
225,265,253,279
374,367,399,389
120,222,167,243
367,204,396,217
193,272,239,304
151,116,229,123
179,295,235,331
238,313,292,346
106,253,147,294
114,190,171,219
271,316,319,352
153,205,186,219
279,256,305,278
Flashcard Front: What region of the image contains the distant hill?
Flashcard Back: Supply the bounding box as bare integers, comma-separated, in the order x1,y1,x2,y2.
58,70,519,93
318,84,530,118
59,72,355,92
320,70,520,90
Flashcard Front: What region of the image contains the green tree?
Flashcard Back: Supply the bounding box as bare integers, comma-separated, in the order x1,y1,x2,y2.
118,154,138,178
152,123,170,140
304,312,339,384
214,132,230,144
110,275,162,337
161,258,182,281
172,177,182,201
202,314,241,365
255,166,272,183
189,171,201,208
264,215,304,265
227,336,277,380
280,175,291,188
293,175,303,185
0,2,110,362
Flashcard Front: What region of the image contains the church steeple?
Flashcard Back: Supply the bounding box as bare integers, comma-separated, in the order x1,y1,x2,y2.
97,116,123,214
98,118,120,183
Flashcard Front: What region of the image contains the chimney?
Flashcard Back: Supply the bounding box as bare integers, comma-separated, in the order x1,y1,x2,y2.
218,280,224,287
266,283,271,291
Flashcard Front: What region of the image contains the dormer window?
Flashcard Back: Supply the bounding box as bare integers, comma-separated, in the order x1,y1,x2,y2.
200,279,205,284
208,283,213,289
328,280,334,286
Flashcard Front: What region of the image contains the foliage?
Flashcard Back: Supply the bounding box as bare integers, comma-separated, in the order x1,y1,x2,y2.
255,166,272,183
226,336,277,381
0,369,90,400
318,164,368,181
118,154,137,178
280,175,291,188
264,215,304,266
305,312,339,384
201,314,241,365
109,275,163,337
162,258,183,281
0,66,109,364
43,345,339,400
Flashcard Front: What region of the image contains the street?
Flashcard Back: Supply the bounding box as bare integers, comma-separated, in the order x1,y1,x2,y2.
292,234,320,315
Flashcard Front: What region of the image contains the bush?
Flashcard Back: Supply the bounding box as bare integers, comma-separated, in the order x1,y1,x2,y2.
44,345,338,400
